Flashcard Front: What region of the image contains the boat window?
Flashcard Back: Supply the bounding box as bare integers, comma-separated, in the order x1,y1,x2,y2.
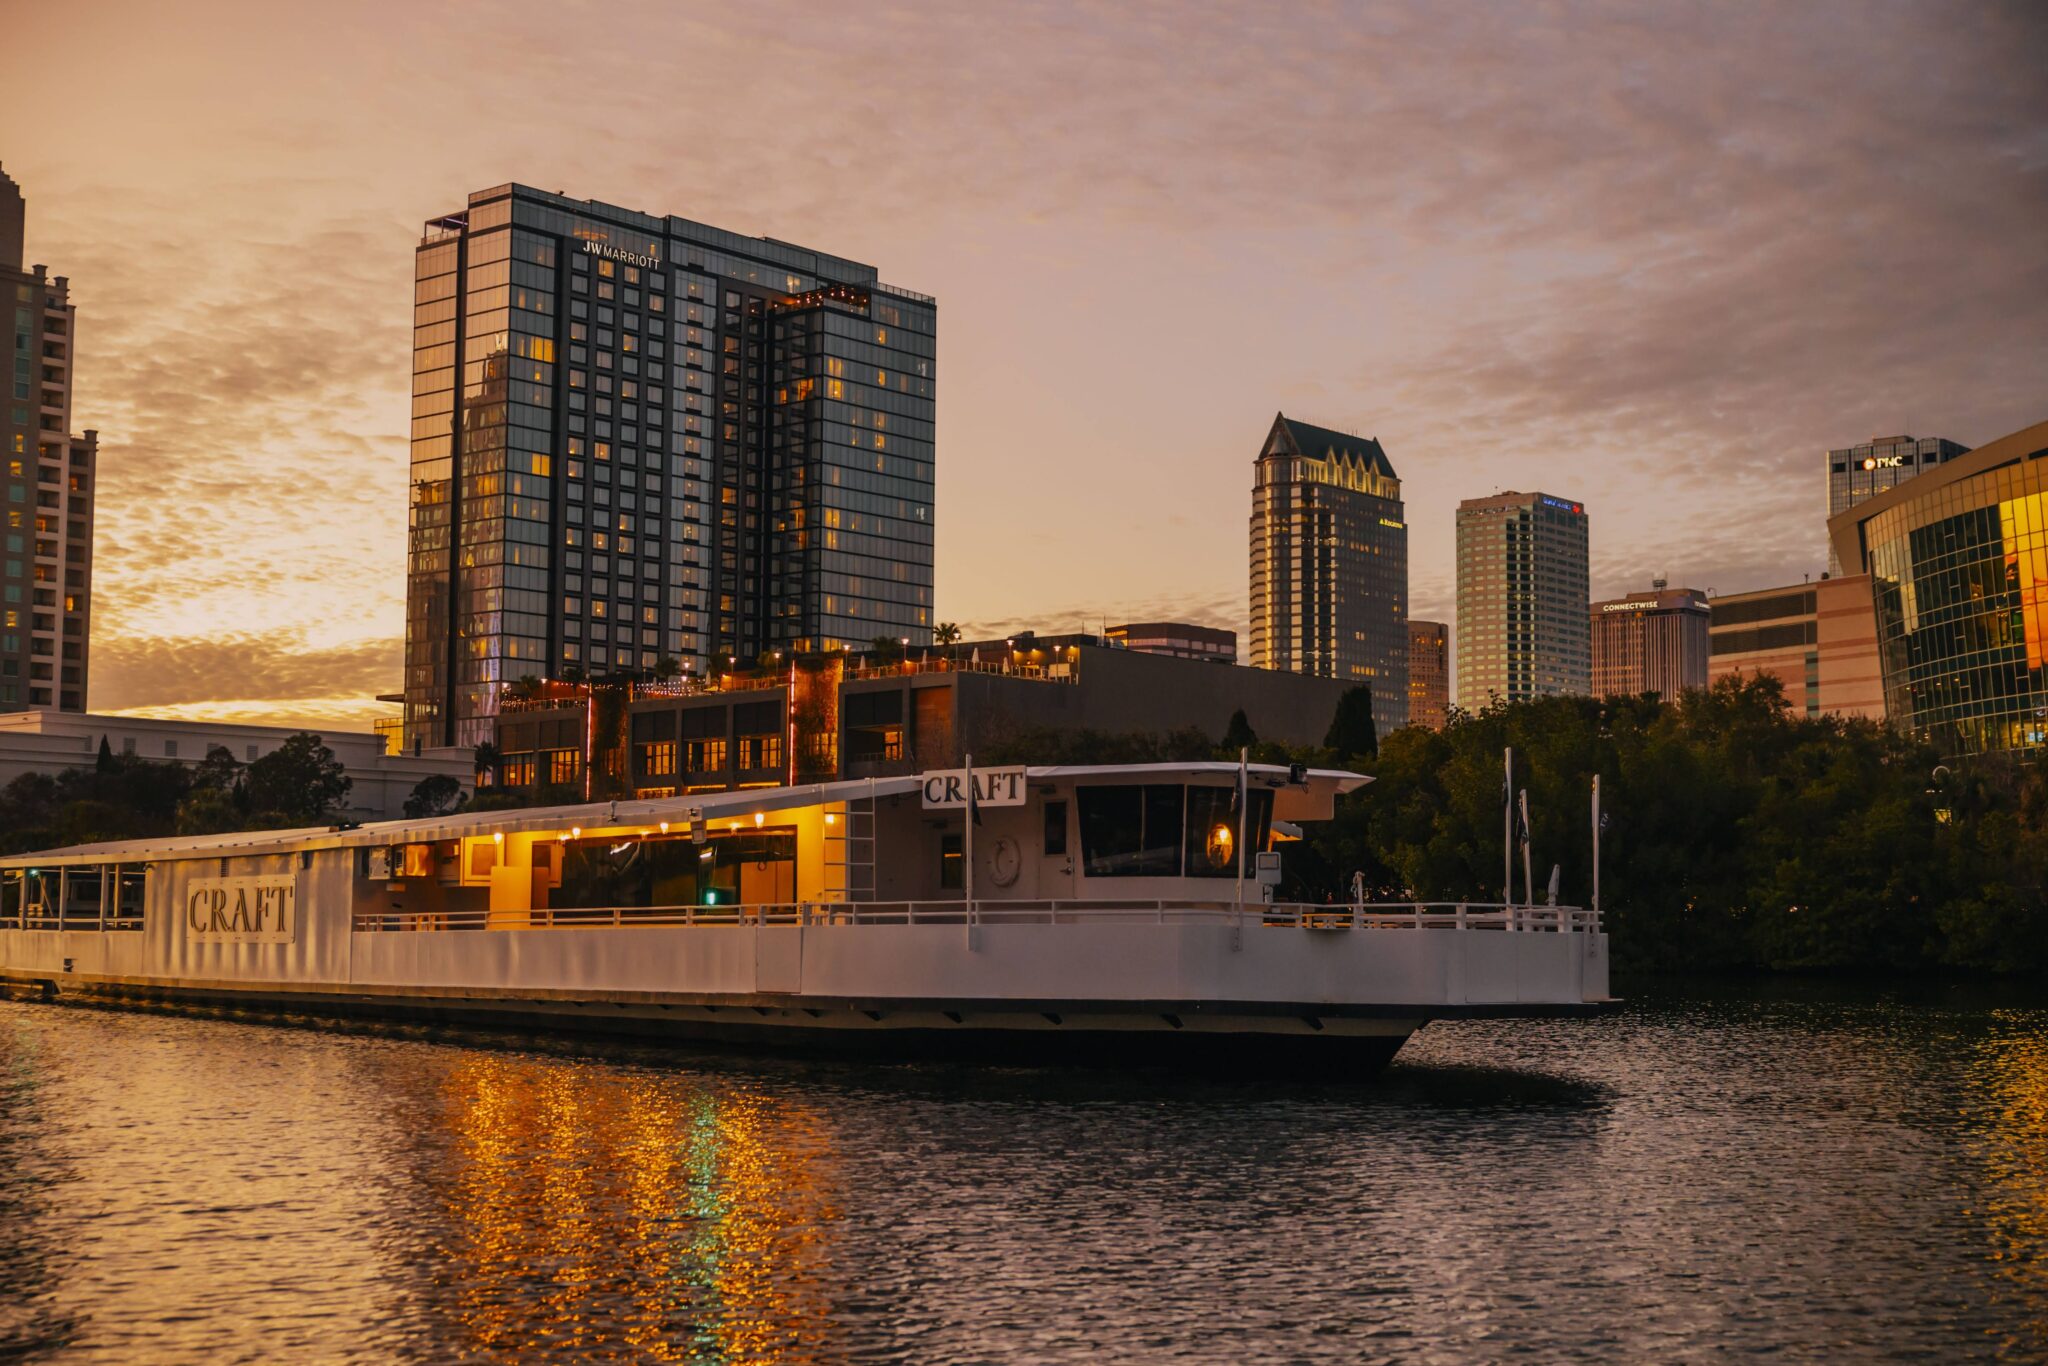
0,870,19,926
1183,787,1273,878
1042,800,1067,857
940,833,963,889
115,867,146,925
1077,784,1185,877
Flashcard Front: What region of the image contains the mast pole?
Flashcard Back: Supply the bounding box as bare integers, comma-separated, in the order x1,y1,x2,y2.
1503,746,1513,908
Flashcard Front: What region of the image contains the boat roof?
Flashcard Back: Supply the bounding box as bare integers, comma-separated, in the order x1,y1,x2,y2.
0,762,1368,868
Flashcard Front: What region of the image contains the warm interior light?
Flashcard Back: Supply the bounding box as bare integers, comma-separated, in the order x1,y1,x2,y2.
660,821,670,833
1207,822,1234,869
571,826,581,838
825,812,836,825
492,831,503,844
754,812,764,827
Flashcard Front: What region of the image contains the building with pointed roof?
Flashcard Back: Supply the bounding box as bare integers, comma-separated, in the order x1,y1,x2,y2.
1248,413,1409,735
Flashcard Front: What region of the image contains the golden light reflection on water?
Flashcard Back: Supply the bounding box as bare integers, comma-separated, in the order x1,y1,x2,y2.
424,1054,841,1365
1965,1013,2048,1349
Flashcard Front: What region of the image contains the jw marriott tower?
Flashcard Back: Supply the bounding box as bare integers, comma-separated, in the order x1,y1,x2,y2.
1248,414,1409,736
404,185,936,748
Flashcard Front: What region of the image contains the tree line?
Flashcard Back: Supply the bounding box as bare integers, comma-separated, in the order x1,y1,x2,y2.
980,675,2048,977
0,734,358,854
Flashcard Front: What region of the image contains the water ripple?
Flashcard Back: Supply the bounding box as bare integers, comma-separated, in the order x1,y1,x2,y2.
0,983,2041,1363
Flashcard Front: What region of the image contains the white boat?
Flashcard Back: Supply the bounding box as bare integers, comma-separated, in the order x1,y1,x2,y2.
0,762,1611,1072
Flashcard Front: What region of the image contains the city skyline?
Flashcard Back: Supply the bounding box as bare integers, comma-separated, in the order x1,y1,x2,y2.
4,0,2044,729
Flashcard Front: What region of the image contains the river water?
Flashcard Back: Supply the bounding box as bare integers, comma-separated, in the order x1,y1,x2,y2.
0,985,2041,1364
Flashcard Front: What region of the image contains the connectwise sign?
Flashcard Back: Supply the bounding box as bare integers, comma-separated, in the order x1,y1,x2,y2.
185,875,298,945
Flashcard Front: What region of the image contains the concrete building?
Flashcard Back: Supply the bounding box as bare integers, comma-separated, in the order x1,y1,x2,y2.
1104,621,1235,664
1590,580,1709,700
1406,619,1449,730
490,636,1355,800
1455,492,1589,710
404,184,936,751
1248,413,1408,736
1706,576,1883,720
0,711,474,821
1829,417,2048,757
1826,434,1970,575
0,166,95,713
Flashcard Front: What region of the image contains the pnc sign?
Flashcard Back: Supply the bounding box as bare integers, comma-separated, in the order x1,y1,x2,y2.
920,767,1028,810
1863,455,1906,469
185,875,298,945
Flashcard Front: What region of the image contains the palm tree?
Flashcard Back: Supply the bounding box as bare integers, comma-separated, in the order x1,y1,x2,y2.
934,622,961,646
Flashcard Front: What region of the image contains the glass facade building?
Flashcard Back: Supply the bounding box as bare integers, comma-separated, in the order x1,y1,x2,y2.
405,185,936,749
1455,491,1589,710
1832,419,2048,758
1248,414,1408,736
0,166,94,713
1825,434,1969,576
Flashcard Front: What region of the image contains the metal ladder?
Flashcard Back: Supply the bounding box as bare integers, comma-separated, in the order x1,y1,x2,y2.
822,786,877,903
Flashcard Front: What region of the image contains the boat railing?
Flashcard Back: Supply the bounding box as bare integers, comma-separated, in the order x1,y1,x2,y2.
348,900,1600,934
0,909,146,933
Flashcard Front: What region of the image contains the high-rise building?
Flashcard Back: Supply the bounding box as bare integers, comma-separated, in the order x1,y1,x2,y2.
1826,434,1969,575
1406,618,1449,730
404,184,937,748
1590,579,1709,699
0,166,95,713
1455,492,1589,710
1705,575,1883,720
1248,413,1408,735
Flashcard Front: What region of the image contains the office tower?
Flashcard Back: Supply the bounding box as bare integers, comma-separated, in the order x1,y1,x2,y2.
1406,618,1449,730
0,166,95,713
1248,413,1408,735
1590,579,1709,699
1707,576,1883,721
1825,434,1969,574
405,184,937,748
1455,491,1589,710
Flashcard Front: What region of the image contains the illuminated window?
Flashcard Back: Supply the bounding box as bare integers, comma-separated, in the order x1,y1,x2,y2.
641,741,677,776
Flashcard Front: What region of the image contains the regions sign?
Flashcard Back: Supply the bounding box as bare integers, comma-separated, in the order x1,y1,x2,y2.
185,875,299,945
920,767,1028,810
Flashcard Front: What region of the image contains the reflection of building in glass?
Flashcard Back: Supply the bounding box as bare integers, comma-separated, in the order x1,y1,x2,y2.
1830,418,2048,758
1405,619,1448,730
1248,413,1408,735
1826,434,1970,575
1591,581,1708,700
1455,491,1589,710
0,166,95,713
406,184,937,749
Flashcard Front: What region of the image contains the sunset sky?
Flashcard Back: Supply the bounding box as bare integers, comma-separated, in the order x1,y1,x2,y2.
5,0,2043,730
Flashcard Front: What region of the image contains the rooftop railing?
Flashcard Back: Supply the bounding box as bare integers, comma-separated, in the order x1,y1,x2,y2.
350,900,1598,935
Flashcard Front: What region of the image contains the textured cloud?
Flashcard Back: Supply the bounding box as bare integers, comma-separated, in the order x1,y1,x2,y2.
3,0,2041,719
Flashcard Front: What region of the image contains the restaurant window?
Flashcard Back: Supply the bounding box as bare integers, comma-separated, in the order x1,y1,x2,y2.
1077,784,1185,877
1183,786,1272,878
